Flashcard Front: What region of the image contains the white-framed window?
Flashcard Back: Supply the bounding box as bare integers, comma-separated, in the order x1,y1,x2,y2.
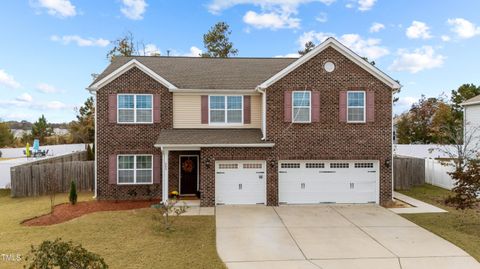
118,94,153,123
347,91,365,123
117,155,153,184
209,95,243,124
292,91,311,123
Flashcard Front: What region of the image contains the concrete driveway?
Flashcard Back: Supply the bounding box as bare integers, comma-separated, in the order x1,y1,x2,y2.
216,205,480,269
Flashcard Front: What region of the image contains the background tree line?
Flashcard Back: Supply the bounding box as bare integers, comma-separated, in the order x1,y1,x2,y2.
396,84,480,144
0,97,94,148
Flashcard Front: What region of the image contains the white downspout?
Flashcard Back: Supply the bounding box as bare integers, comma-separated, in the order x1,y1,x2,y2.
256,86,267,140
88,89,98,199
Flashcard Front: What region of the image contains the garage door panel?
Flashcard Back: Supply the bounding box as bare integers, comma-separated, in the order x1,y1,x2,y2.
279,160,379,204
215,161,266,205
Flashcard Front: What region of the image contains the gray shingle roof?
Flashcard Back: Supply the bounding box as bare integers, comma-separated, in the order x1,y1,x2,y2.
462,94,480,106
92,56,296,90
155,129,273,146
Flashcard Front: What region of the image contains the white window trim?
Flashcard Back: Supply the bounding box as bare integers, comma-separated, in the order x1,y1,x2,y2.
292,91,311,123
117,154,153,185
208,95,244,125
347,91,366,123
117,94,153,124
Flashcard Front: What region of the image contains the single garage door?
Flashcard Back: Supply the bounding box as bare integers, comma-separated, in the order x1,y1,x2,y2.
279,160,379,204
215,160,266,205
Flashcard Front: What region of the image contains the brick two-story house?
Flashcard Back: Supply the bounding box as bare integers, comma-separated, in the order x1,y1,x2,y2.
87,37,401,206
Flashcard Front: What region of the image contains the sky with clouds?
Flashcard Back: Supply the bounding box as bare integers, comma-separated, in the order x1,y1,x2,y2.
1,0,479,122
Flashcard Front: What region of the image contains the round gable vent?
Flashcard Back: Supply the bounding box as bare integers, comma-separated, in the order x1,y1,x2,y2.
324,61,335,72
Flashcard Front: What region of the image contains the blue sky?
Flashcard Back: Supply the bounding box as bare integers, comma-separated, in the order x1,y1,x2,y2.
1,0,479,123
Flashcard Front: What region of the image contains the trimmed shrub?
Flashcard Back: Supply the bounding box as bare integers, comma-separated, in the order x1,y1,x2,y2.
69,180,78,205
25,238,108,269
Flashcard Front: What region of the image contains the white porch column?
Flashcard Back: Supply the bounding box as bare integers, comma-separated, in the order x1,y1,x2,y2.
162,149,169,203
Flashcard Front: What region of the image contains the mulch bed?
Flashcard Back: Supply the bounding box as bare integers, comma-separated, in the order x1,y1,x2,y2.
22,200,160,226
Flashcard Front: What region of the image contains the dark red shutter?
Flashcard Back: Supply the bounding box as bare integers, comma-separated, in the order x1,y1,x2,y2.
153,94,161,123
201,95,208,124
244,95,251,124
311,91,320,122
108,155,117,184
339,91,347,122
153,155,161,184
108,94,117,123
366,91,375,122
284,91,292,122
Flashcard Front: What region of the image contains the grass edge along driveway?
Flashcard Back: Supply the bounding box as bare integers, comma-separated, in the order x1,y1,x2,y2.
0,189,226,269
399,184,480,262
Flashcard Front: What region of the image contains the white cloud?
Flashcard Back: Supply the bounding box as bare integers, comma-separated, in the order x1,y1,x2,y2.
0,69,21,89
207,0,335,14
16,93,33,103
396,96,417,108
36,83,62,93
316,12,327,23
369,22,385,33
298,32,389,60
275,53,300,58
207,0,335,30
447,18,480,39
50,35,110,47
33,0,76,17
143,44,161,56
45,101,68,110
243,10,300,29
358,0,376,11
121,0,147,20
406,21,432,39
390,46,445,73
441,35,451,42
183,46,202,57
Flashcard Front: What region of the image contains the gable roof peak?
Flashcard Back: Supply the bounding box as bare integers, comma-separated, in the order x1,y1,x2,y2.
257,36,401,90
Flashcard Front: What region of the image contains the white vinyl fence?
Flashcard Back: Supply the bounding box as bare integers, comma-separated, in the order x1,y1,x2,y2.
425,159,455,190
0,144,87,158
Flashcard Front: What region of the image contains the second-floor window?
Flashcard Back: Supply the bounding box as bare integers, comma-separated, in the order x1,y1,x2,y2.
292,91,311,123
209,96,243,124
118,94,153,123
347,91,365,123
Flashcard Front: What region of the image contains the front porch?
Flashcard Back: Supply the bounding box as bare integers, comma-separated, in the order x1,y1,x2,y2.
155,129,275,205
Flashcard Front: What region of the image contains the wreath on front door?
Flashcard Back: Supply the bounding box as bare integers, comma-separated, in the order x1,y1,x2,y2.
182,159,194,173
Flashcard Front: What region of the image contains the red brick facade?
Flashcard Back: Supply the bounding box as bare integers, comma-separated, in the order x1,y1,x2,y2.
96,46,393,206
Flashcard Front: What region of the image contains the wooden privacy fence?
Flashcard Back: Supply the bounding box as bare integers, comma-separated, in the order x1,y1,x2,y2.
10,151,94,197
393,156,425,190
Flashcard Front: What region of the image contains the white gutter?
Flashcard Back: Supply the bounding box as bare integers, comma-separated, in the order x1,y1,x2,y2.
154,143,275,148
256,86,267,140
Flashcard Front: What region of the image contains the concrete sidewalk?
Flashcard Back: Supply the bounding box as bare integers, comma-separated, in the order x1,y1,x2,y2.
216,205,480,269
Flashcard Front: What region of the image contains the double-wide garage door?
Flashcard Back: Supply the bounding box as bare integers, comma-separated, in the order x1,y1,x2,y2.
215,161,266,205
279,160,379,204
215,160,379,205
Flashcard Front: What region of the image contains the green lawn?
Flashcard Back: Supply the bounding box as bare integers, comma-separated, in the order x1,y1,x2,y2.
399,184,480,261
0,189,225,269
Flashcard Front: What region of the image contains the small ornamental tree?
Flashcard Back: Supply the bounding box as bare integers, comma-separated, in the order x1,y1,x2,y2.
446,159,480,209
152,199,187,232
25,238,108,269
69,180,78,205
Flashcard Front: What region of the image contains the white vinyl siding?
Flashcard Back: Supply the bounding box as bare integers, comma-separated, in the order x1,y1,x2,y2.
347,91,365,123
117,94,153,123
117,155,153,184
292,91,311,123
209,95,243,125
173,94,262,128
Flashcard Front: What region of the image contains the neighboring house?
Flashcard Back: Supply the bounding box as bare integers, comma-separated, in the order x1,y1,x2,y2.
87,38,401,206
11,129,31,139
462,94,480,153
392,116,399,144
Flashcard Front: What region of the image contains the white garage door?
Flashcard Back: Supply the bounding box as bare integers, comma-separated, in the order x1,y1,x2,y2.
279,160,379,204
215,160,266,205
